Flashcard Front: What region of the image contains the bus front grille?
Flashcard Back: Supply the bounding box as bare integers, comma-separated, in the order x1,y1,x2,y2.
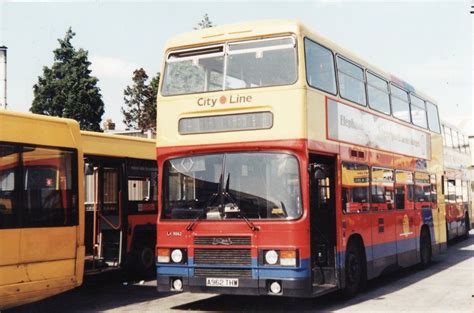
194,249,251,265
194,236,251,246
194,267,252,278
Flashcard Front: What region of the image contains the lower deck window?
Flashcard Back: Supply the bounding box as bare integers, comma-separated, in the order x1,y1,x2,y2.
0,143,78,228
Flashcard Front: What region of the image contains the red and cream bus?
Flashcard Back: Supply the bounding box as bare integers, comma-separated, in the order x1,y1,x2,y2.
440,122,471,239
155,20,447,297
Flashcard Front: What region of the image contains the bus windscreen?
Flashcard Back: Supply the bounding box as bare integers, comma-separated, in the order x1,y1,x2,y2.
161,37,297,96
162,152,302,220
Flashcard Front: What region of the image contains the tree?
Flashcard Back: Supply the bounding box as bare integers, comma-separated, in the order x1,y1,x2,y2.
194,13,215,30
31,28,104,131
121,68,159,131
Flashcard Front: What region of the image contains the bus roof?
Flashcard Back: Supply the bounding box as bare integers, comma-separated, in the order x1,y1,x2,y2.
0,110,81,149
163,19,436,104
81,130,155,160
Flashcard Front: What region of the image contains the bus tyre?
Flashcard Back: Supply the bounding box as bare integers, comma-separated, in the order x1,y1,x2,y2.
419,228,432,268
462,213,470,239
445,221,449,242
343,242,365,298
138,246,154,272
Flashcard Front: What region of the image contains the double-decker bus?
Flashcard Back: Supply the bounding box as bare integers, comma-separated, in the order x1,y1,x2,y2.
81,131,158,274
440,122,471,238
0,111,84,309
155,20,446,298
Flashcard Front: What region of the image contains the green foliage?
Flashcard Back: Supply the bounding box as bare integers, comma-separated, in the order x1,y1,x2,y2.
30,28,104,131
194,13,215,30
121,68,159,131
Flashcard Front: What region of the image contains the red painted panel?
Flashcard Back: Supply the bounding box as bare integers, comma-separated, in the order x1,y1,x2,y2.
127,214,157,252
156,139,312,258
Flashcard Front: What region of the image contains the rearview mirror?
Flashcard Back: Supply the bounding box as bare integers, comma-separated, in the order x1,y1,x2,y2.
310,164,328,180
84,163,94,176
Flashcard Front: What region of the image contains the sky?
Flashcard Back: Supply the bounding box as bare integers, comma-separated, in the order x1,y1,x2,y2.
0,0,472,134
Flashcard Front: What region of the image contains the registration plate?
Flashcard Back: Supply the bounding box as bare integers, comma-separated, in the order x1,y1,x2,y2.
205,277,239,288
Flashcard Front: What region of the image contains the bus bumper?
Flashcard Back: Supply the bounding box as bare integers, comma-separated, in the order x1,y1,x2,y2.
157,274,312,297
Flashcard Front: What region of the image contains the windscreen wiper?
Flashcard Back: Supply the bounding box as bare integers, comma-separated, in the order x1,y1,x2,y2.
223,173,259,232
186,173,223,231
185,192,219,231
237,211,259,232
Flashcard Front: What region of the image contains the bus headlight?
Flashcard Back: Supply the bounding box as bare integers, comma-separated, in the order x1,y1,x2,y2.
171,249,183,263
265,250,279,265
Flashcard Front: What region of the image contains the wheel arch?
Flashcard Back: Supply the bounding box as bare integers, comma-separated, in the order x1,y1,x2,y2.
346,233,368,277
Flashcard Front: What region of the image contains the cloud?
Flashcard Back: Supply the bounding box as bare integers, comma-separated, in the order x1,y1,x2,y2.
89,55,140,79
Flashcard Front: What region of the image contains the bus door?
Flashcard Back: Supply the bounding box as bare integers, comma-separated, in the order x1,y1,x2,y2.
370,167,396,275
98,163,124,266
84,158,125,269
309,154,337,287
123,159,158,273
394,170,417,267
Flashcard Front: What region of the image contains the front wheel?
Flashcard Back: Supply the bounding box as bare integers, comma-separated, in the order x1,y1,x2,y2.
138,246,155,272
123,245,155,277
343,242,365,297
419,228,432,268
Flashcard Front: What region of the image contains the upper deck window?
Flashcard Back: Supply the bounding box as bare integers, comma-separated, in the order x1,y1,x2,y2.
336,56,366,106
443,125,453,148
410,94,427,129
304,38,337,94
452,129,460,151
426,101,440,133
161,37,297,96
390,84,410,123
367,72,390,114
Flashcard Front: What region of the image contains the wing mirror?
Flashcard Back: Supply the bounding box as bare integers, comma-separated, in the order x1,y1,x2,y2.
84,162,94,176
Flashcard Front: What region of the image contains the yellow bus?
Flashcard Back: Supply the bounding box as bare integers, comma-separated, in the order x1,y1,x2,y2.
0,110,84,309
156,20,446,298
81,131,158,275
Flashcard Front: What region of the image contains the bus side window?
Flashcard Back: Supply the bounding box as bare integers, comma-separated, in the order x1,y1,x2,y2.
461,181,468,206
446,179,456,203
0,144,19,228
22,146,77,227
414,172,430,209
370,167,394,211
395,170,413,210
304,38,337,94
341,162,369,213
455,179,462,203
395,186,405,210
430,175,437,206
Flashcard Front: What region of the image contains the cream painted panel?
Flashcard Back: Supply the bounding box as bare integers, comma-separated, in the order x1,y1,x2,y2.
306,89,328,142
157,87,306,147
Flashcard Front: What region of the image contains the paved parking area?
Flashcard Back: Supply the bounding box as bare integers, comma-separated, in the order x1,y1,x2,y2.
7,231,473,313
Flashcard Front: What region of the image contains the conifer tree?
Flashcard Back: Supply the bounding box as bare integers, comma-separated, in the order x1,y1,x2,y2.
31,28,104,131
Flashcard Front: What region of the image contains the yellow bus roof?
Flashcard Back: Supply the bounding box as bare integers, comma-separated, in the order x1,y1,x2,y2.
81,131,155,160
163,19,436,104
0,110,81,149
